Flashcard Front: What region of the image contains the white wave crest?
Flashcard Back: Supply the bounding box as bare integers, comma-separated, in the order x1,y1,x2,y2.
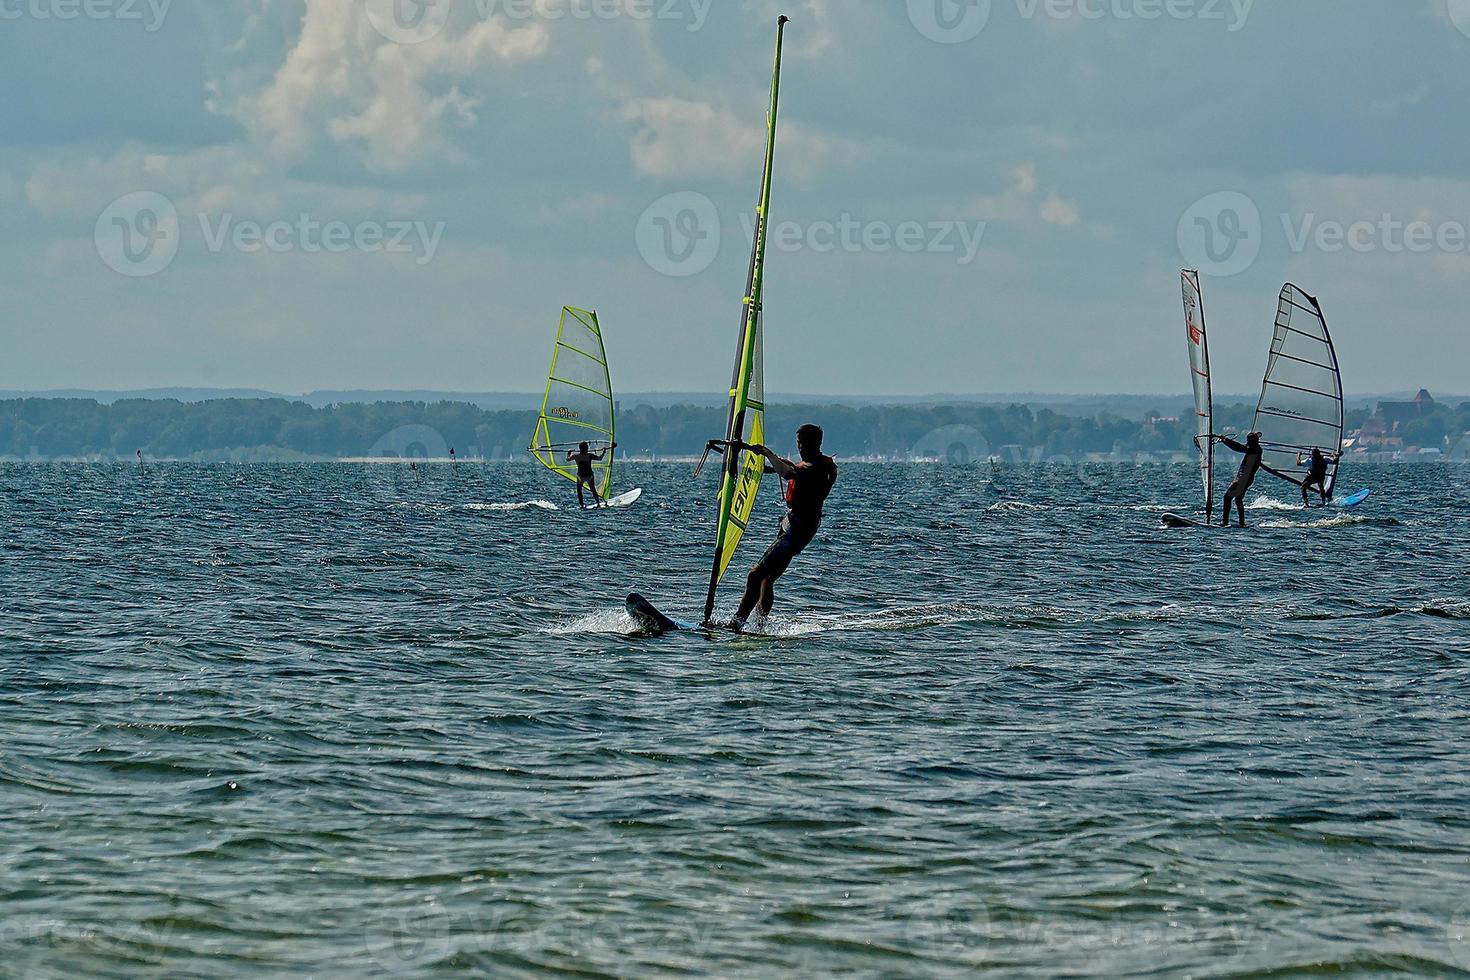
544,609,637,635
466,500,559,513
1259,513,1372,530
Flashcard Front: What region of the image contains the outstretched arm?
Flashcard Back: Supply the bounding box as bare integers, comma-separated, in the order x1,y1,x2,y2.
730,441,796,477
758,447,799,480
1217,435,1247,454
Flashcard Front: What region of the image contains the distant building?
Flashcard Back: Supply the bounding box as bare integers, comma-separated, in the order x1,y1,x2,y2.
1378,389,1436,430
1353,389,1436,450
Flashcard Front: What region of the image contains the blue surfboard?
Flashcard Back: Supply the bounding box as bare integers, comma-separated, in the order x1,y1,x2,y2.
1340,489,1372,508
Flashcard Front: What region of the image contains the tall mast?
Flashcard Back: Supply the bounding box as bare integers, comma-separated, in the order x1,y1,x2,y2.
703,16,789,625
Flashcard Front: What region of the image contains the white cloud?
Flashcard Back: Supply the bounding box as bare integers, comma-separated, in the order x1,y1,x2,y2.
743,0,844,59
26,145,432,228
1432,252,1470,281
1284,173,1470,271
1285,173,1470,218
965,164,1083,230
1040,192,1082,227
534,192,621,224
621,97,868,184
230,0,549,174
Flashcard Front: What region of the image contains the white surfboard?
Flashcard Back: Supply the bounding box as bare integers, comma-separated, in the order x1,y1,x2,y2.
585,488,643,511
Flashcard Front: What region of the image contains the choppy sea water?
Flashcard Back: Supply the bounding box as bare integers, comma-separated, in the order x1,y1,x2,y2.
3,460,1469,977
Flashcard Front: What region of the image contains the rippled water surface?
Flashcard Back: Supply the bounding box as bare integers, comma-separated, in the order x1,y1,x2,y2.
3,461,1470,977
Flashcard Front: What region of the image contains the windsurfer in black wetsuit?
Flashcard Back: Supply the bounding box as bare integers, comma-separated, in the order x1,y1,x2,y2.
1296,447,1340,508
1216,432,1263,528
566,441,615,509
730,424,838,631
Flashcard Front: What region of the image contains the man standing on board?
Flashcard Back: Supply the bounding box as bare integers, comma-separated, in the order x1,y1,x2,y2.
731,424,838,631
566,441,615,509
1297,447,1340,508
1215,432,1263,528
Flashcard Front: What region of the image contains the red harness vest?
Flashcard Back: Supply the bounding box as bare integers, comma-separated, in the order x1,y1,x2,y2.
785,456,837,517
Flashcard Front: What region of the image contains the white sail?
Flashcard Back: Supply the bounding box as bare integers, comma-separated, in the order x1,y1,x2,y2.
1251,284,1344,492
1181,270,1214,517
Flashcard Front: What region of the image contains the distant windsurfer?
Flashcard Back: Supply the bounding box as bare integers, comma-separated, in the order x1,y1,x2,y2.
567,441,615,508
1215,432,1263,527
1296,447,1341,507
729,424,837,631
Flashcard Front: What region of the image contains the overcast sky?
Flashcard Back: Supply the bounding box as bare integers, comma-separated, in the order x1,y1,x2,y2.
2,0,1468,396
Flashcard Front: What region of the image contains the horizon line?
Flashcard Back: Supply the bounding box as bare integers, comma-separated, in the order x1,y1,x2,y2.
4,386,1459,402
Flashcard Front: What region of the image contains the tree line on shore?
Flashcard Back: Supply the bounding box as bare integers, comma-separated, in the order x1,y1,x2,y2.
4,396,1461,461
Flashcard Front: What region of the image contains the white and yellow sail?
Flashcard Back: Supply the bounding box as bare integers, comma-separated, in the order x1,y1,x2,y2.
703,16,789,624
529,306,616,497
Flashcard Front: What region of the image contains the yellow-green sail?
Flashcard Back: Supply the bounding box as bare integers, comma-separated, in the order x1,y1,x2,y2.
529,307,616,497
703,16,788,624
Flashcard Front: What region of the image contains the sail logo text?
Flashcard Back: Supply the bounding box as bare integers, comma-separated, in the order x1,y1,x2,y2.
738,214,987,266
551,407,581,420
